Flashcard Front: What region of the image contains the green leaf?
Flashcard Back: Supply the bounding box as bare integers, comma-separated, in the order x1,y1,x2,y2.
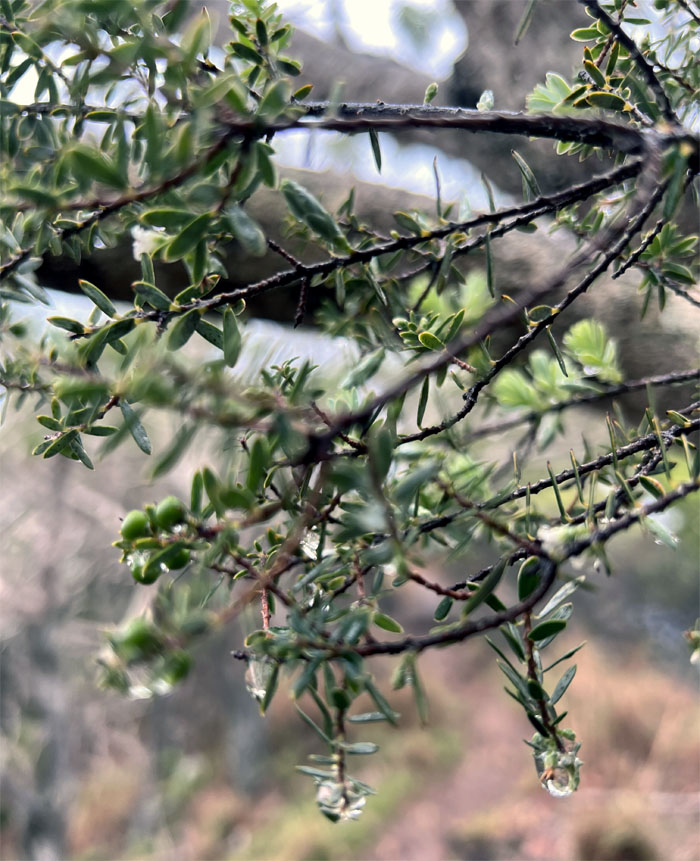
586,91,626,111
344,742,379,755
223,307,242,367
463,556,507,616
394,211,423,234
364,678,399,725
433,595,453,621
644,515,678,550
225,205,267,257
485,231,494,296
140,209,196,229
605,40,620,77
369,426,393,481
37,415,62,431
260,663,279,714
418,331,444,351
423,82,438,103
342,348,385,388
69,438,94,470
132,281,171,311
47,316,84,334
181,8,211,64
538,582,583,623
255,141,277,187
394,461,438,508
416,376,430,427
167,309,200,350
293,83,313,100
11,30,44,59
347,712,391,723
69,144,125,189
150,425,197,479
8,184,58,206
42,429,79,459
140,253,155,284
83,425,118,436
368,128,381,173
120,400,152,455
373,612,403,634
638,475,665,499
661,262,695,285
277,58,301,76
663,148,690,222
518,557,541,601
197,72,247,109
542,642,586,673
528,618,567,641
550,664,576,705
296,766,334,780
563,319,621,382
292,658,321,699
231,41,263,64
164,213,213,262
246,436,269,494
195,318,223,349
257,79,291,118
280,179,349,251
78,279,117,318
570,27,601,41
511,150,541,199
583,59,606,88
546,327,568,377
409,657,429,726
514,0,538,45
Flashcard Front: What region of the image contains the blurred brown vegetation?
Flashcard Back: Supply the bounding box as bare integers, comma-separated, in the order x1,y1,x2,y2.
1,394,698,860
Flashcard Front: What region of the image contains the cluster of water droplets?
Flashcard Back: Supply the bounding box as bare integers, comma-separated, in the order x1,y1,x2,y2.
532,729,582,798
316,779,367,822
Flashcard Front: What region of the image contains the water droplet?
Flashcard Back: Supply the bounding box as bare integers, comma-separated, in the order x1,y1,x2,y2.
531,729,582,798
245,658,274,704
128,684,154,701
316,780,367,822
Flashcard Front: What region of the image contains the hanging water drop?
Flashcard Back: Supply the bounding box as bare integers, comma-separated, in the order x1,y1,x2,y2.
316,779,367,822
531,729,582,798
245,658,275,705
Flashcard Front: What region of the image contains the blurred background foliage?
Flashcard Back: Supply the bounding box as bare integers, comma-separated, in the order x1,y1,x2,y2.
1,1,698,859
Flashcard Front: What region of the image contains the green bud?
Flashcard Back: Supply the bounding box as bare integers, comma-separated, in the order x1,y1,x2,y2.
120,510,150,541
155,495,186,530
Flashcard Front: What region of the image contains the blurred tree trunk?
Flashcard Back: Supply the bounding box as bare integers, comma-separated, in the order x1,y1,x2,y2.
34,0,697,385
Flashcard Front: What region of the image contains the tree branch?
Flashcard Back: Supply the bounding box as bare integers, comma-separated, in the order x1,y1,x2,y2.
579,0,675,122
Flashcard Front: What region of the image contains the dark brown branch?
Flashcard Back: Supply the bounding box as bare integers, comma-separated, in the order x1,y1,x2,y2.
347,476,699,658
662,280,700,310
460,368,700,441
612,218,665,279
399,172,667,447
563,475,700,557
282,103,649,154
65,158,643,346
484,412,699,507
300,560,559,658
418,412,700,537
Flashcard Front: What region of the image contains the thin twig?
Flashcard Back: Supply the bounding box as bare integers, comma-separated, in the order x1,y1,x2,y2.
580,0,675,122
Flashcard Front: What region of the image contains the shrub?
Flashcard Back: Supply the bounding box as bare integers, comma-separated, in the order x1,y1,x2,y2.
0,0,698,821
